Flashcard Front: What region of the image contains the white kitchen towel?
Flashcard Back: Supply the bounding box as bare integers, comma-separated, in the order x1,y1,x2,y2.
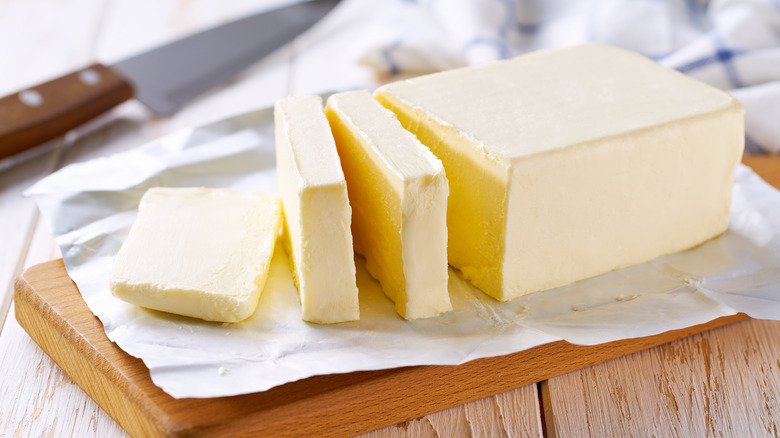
358,0,780,154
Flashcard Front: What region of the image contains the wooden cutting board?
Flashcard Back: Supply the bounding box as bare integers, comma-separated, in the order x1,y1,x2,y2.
13,155,778,438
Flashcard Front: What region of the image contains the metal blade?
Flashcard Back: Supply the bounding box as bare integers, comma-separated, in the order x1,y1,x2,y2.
112,0,339,115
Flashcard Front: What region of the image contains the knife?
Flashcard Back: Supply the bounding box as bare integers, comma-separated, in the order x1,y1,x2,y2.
0,0,339,161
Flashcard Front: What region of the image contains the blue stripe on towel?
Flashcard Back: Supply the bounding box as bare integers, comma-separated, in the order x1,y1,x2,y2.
720,50,745,88
382,39,402,76
684,0,708,31
676,32,746,88
499,0,517,44
517,21,542,34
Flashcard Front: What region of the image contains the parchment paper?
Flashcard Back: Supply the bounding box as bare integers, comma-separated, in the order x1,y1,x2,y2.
27,105,780,398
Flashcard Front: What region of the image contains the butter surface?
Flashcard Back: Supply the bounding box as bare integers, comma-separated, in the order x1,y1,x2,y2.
109,187,282,322
376,43,745,301
275,95,360,323
326,90,451,320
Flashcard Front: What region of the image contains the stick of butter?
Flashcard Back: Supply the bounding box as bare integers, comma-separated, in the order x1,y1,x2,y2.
325,90,451,320
375,43,745,301
109,187,282,322
275,95,360,323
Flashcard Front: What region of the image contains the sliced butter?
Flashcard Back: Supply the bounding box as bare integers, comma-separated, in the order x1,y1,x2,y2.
109,187,282,323
325,90,451,320
274,95,360,323
375,43,744,301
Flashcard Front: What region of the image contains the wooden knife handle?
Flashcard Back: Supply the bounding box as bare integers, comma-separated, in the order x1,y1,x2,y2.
0,63,134,160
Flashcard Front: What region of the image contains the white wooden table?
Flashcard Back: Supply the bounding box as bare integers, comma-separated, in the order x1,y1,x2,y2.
1,1,779,436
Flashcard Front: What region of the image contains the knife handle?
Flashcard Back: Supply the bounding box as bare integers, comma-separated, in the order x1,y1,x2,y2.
0,63,134,160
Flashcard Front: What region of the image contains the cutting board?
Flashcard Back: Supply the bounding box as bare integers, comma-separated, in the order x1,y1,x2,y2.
14,155,778,438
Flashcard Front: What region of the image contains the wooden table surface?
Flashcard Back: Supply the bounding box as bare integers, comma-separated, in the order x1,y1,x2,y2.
1,1,778,437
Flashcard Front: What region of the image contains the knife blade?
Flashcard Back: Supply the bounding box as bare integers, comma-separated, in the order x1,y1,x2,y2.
0,0,339,161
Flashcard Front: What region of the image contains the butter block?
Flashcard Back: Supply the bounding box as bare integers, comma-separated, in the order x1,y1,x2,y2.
325,90,451,320
375,43,744,301
274,95,360,323
110,187,282,322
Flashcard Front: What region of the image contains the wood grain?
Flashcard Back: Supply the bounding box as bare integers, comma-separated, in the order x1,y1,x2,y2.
362,384,543,438
542,319,780,437
0,304,127,437
13,258,748,437
0,0,105,330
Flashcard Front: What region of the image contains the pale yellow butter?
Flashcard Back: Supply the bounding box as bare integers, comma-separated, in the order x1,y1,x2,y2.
274,95,360,323
376,43,744,301
325,90,451,320
109,187,282,322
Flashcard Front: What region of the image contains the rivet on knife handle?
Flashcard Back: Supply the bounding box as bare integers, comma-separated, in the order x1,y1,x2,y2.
0,63,134,160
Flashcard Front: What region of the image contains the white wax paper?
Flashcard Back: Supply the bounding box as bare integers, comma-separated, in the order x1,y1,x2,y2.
27,106,780,398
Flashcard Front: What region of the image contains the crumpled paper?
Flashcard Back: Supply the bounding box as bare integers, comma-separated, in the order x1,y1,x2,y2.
27,105,780,398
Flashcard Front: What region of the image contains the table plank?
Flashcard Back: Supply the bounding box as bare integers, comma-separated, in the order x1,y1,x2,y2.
542,319,780,436
0,303,127,437
4,208,119,438
0,0,106,96
0,119,129,438
0,145,62,326
0,0,104,331
492,385,544,436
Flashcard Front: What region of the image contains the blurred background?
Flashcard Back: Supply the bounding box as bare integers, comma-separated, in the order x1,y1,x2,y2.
361,0,780,154
2,0,779,156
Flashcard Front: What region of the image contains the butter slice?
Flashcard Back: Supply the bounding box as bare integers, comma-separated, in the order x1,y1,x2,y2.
325,90,451,320
275,95,360,323
376,43,744,301
110,187,282,322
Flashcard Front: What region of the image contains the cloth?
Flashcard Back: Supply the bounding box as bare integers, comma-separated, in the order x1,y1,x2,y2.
358,0,780,153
